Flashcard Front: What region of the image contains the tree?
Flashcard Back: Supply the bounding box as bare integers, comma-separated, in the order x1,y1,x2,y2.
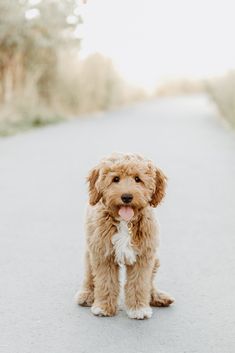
0,0,81,103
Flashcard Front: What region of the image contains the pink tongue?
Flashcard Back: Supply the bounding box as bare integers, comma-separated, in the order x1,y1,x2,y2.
118,206,134,222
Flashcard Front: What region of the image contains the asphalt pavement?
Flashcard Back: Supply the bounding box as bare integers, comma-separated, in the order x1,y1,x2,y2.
0,95,235,353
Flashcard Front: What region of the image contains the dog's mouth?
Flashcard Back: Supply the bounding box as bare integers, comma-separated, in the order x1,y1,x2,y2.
118,206,134,222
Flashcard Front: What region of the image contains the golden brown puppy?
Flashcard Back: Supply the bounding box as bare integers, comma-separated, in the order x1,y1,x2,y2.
75,153,174,319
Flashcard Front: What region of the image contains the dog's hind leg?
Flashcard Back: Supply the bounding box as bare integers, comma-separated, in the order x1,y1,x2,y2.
75,250,94,307
150,258,175,307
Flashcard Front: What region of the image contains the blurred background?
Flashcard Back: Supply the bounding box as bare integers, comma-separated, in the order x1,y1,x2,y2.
0,0,235,135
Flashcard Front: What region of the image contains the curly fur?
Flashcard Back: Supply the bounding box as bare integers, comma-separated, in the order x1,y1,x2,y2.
75,153,174,319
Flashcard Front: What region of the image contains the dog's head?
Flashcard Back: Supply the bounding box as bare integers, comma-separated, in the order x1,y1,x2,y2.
87,153,167,220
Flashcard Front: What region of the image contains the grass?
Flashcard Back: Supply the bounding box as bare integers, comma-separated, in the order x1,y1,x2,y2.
0,106,64,137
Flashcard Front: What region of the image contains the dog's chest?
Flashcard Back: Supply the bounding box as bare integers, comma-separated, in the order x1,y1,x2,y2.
111,221,136,265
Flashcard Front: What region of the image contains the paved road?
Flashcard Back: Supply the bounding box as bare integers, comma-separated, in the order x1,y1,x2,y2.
0,95,235,353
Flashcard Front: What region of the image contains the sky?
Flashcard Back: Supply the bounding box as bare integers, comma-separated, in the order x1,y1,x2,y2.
79,0,235,91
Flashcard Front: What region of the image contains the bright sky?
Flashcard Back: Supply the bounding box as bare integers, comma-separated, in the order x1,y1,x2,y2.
79,0,235,91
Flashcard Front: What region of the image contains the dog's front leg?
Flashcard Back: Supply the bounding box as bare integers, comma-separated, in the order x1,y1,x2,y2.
125,259,154,319
91,257,119,317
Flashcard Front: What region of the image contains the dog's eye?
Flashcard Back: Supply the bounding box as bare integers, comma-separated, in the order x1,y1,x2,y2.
135,176,141,183
113,176,120,183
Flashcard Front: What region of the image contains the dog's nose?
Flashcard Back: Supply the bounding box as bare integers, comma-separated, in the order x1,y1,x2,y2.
121,193,133,204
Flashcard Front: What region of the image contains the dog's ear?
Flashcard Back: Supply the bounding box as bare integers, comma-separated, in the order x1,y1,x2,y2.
87,166,102,205
150,168,167,207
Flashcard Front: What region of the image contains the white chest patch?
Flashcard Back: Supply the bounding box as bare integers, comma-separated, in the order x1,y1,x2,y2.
111,221,136,265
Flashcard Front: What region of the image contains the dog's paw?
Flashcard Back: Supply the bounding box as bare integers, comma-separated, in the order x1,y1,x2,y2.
91,304,117,317
91,305,106,316
75,289,94,307
150,290,175,307
126,306,152,320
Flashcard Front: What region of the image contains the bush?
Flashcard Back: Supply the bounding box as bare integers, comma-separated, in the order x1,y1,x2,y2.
206,71,235,128
0,1,146,136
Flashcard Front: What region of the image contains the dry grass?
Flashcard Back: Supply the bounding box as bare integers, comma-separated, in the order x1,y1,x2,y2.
206,71,235,128
0,1,148,136
155,78,206,96
0,53,147,137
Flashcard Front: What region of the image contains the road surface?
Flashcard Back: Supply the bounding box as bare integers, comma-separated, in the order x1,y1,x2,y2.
0,95,235,353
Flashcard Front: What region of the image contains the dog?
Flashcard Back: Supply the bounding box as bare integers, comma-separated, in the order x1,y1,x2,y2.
75,153,174,319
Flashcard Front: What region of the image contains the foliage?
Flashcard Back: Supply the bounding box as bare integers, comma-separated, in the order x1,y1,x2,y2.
0,0,79,102
0,1,145,136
